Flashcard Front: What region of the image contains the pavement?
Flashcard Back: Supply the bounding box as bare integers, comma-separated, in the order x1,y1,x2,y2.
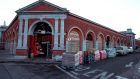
1,49,140,79
0,50,61,64
0,64,12,79
0,63,72,79
123,59,140,79
56,52,140,79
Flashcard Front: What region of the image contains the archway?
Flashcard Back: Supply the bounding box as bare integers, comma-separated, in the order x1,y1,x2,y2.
111,36,115,47
30,22,53,58
67,28,83,53
106,36,111,48
124,39,126,46
11,32,16,55
86,32,95,50
121,39,124,46
117,38,120,46
97,33,105,50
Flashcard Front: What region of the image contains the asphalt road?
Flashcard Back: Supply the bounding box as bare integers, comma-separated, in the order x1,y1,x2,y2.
0,64,12,79
0,52,140,79
57,52,140,79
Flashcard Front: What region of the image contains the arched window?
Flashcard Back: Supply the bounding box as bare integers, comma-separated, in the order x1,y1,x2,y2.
112,37,115,47
97,34,104,50
86,33,94,50
106,36,110,48
67,30,80,52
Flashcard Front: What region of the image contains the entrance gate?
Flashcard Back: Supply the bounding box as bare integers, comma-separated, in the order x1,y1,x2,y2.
36,35,52,58
31,22,52,58
0,42,16,55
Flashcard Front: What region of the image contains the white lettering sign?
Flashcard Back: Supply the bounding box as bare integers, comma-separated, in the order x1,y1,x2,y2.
69,31,80,41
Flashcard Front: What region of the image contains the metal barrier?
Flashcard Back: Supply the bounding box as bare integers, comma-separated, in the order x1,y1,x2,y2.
0,42,16,55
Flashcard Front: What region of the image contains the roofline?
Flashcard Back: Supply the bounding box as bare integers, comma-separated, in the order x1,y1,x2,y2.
6,13,127,38
16,0,68,13
17,11,69,15
4,15,18,32
16,0,39,13
69,12,128,37
8,0,128,39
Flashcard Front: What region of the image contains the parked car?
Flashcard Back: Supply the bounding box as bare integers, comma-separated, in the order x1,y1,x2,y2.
128,47,133,54
105,48,116,58
116,46,129,55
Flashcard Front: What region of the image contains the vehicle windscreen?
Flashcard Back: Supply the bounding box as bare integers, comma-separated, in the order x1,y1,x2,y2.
116,47,123,50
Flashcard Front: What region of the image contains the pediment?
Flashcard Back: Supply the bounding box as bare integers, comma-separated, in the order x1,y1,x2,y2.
16,0,68,14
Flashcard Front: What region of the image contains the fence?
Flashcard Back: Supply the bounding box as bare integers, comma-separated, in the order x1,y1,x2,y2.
0,42,16,55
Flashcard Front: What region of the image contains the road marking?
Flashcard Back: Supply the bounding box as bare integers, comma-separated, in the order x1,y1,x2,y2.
75,67,90,71
83,69,102,77
83,69,128,79
56,65,129,79
116,76,128,79
70,71,79,76
125,62,134,68
55,65,80,79
92,72,114,79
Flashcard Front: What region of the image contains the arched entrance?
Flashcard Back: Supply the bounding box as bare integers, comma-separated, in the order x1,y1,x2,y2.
67,28,83,53
106,36,111,48
86,32,95,50
30,22,53,58
12,32,16,55
121,39,124,46
117,38,120,46
97,33,105,50
111,36,115,47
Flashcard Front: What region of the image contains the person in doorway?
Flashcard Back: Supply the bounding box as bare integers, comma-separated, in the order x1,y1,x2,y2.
84,51,90,64
28,48,32,58
34,43,40,56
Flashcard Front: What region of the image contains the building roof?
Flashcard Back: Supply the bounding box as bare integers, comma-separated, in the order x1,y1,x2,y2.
7,0,128,38
0,26,7,32
16,0,69,14
69,13,126,37
120,31,135,35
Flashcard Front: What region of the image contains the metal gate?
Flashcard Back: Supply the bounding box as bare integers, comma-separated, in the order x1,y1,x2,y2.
37,41,52,58
46,42,52,58
0,42,16,55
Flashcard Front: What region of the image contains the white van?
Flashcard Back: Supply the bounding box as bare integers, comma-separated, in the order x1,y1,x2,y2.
116,46,129,55
128,47,133,54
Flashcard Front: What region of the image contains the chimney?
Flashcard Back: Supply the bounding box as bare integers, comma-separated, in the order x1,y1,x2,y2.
127,28,132,33
4,21,6,26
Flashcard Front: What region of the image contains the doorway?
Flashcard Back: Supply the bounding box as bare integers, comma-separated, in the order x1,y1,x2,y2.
33,22,52,58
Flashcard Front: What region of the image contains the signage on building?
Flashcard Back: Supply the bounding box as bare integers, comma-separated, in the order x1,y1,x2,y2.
68,31,80,41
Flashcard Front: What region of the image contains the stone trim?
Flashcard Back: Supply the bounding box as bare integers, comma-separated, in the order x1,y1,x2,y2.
19,14,67,20
23,18,29,49
60,19,65,49
17,19,23,48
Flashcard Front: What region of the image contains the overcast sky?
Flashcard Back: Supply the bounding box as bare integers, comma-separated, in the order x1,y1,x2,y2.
0,0,140,38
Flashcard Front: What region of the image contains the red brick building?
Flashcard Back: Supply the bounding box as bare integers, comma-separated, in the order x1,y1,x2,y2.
135,40,140,47
2,0,140,60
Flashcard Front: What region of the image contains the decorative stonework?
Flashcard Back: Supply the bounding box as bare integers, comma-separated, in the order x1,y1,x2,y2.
17,14,67,51
19,14,67,20
39,0,45,1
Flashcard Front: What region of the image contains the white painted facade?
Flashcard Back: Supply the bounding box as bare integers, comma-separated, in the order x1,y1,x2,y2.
17,14,67,50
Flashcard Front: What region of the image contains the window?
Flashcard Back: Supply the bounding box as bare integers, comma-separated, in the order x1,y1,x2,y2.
67,31,80,52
